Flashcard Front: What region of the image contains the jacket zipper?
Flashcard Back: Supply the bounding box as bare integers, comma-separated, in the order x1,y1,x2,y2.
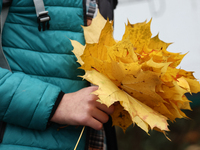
0,121,6,143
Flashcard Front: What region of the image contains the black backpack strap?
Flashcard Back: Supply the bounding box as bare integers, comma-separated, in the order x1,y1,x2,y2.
0,0,13,144
2,0,12,7
103,116,118,150
0,0,12,71
0,121,6,143
97,0,118,21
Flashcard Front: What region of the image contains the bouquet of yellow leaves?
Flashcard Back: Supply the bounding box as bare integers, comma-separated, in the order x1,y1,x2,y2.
71,11,200,138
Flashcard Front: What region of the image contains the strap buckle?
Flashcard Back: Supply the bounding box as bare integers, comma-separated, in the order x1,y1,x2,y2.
37,11,51,31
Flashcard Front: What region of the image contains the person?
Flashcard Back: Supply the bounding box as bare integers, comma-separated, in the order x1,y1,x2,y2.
0,0,118,149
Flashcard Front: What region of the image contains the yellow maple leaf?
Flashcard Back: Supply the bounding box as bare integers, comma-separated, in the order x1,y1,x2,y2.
148,34,171,51
111,102,133,132
71,40,85,65
177,69,195,79
107,38,138,63
185,78,200,93
82,70,169,133
82,10,107,44
142,58,171,74
70,10,200,137
122,20,152,54
177,76,191,93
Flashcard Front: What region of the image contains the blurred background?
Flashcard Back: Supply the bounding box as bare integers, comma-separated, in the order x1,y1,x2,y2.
113,0,200,150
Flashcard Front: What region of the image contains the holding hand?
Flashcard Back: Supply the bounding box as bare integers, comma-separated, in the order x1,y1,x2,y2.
51,86,114,130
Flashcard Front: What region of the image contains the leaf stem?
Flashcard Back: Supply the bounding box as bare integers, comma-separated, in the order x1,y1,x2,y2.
74,126,85,150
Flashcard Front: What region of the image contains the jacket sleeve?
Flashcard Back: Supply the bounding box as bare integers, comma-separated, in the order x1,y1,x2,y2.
0,67,62,130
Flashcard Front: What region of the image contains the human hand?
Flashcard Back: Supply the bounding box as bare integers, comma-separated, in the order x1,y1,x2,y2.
50,86,114,130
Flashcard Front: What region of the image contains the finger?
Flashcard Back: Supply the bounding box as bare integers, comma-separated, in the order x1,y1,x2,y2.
92,108,109,124
88,86,99,93
96,102,115,115
86,117,103,130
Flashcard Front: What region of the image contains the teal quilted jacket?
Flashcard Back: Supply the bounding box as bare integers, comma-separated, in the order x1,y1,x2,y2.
0,0,89,149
